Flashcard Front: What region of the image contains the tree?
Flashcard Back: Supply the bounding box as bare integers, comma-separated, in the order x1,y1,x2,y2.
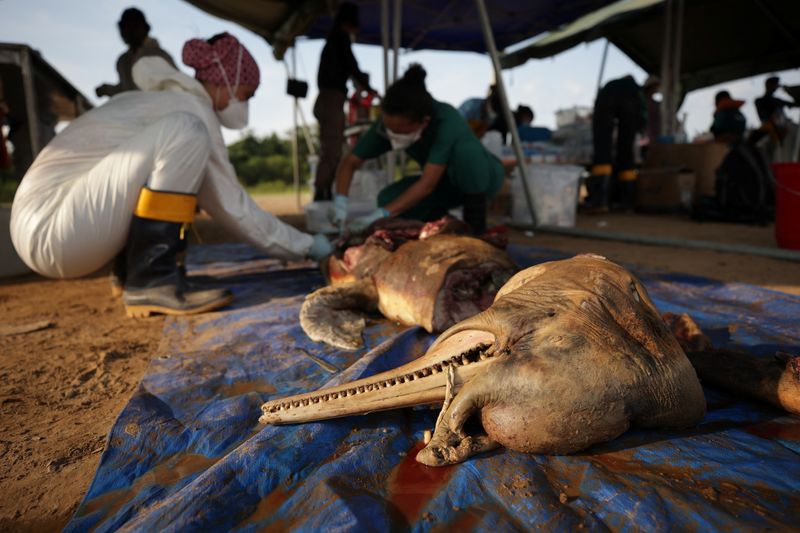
227,130,311,187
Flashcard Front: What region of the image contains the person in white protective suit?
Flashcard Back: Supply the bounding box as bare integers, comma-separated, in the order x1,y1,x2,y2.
10,33,333,317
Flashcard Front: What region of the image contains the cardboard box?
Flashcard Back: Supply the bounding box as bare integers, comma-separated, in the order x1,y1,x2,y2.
644,142,729,201
636,168,696,211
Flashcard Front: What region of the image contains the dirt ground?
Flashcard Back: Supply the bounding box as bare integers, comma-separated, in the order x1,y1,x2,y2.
1,193,799,531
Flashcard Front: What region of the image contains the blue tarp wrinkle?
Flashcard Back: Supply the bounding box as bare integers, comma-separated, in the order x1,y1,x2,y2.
65,244,800,532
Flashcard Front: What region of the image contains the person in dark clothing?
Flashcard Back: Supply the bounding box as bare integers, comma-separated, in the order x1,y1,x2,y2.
514,105,552,142
586,74,659,212
754,76,797,143
330,65,504,236
313,2,372,201
95,8,176,97
486,84,511,143
711,90,746,145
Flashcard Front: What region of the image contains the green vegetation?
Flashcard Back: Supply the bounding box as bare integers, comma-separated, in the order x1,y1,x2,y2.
0,169,18,205
245,181,310,195
227,130,312,189
0,129,311,205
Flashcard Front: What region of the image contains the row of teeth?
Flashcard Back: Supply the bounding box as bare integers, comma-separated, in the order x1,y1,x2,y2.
265,344,493,413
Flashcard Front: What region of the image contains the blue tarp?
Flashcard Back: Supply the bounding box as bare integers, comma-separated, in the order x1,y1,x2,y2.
66,244,800,532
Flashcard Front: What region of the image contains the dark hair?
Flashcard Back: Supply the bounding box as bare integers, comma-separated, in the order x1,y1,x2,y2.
766,76,780,87
715,90,731,105
334,2,359,28
119,7,149,31
207,32,229,45
515,105,534,123
382,64,434,122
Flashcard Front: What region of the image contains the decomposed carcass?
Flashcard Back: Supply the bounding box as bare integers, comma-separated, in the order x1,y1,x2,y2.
265,254,706,466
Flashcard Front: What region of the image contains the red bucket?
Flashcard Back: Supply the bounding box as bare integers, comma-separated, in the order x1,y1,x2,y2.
772,163,800,250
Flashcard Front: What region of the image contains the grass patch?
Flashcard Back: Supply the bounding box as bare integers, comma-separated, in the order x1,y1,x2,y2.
0,176,306,205
245,181,310,195
0,178,18,205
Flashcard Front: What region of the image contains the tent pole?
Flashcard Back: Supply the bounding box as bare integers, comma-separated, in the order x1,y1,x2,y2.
596,39,610,94
282,58,316,156
659,0,674,137
381,0,390,92
392,0,402,83
670,0,684,138
512,223,800,262
291,45,301,210
296,104,316,156
474,0,538,227
381,0,396,194
20,48,41,159
392,0,405,179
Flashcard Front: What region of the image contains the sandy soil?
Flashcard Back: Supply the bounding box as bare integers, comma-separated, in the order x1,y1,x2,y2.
1,192,799,531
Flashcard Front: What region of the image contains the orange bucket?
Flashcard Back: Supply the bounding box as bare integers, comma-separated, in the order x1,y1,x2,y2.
772,163,800,250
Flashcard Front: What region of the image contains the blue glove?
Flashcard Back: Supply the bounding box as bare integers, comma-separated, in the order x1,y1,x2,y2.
346,207,390,235
307,233,333,261
328,194,349,232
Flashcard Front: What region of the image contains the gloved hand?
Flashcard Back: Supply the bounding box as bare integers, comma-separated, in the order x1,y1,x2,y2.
95,83,114,98
307,233,333,261
328,194,349,232
346,207,390,235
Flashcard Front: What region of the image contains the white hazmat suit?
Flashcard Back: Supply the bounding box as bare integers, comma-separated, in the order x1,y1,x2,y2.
10,57,313,279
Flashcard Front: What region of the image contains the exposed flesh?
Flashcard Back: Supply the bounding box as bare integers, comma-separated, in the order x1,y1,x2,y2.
266,254,707,466
664,312,800,416
302,234,517,350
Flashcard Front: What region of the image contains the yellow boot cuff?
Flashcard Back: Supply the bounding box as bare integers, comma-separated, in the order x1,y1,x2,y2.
591,164,613,176
618,169,638,182
134,187,197,223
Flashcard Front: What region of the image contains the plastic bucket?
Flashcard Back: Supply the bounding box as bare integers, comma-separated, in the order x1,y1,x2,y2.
511,164,583,227
772,163,800,250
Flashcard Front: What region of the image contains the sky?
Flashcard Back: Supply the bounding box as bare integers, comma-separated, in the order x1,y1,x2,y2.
3,0,799,146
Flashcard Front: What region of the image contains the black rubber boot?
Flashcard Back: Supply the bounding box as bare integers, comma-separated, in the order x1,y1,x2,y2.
109,248,126,298
583,174,610,213
122,215,233,318
617,180,637,212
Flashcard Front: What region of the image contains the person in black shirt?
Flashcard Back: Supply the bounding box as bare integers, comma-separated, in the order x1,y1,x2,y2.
586,74,658,212
313,2,372,201
755,76,797,143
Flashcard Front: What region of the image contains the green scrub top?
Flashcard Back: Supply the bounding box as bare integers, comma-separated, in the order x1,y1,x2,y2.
352,100,504,201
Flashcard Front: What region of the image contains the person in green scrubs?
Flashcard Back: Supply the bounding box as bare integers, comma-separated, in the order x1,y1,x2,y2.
329,64,505,235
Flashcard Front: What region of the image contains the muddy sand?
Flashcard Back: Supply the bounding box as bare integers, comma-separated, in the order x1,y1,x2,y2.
1,193,798,530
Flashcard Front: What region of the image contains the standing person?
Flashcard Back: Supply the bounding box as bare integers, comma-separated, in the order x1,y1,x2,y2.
586,74,659,212
11,33,332,318
644,76,662,144
754,75,798,158
95,7,176,97
313,2,372,201
329,64,505,236
710,90,746,145
486,84,509,143
755,76,797,130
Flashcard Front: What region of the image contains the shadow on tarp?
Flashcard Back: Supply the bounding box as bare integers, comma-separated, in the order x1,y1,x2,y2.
66,243,800,532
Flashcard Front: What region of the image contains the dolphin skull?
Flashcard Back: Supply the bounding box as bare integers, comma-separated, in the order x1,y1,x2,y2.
261,254,706,466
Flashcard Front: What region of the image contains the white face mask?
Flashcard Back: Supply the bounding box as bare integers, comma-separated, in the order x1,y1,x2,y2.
387,127,422,150
213,46,249,130
216,91,249,130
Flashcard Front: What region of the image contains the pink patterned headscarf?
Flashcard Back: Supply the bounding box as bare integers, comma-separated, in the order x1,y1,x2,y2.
182,33,260,88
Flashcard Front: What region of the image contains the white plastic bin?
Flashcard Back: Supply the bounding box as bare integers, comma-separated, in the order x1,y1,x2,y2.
349,164,392,203
511,164,583,227
304,200,376,233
